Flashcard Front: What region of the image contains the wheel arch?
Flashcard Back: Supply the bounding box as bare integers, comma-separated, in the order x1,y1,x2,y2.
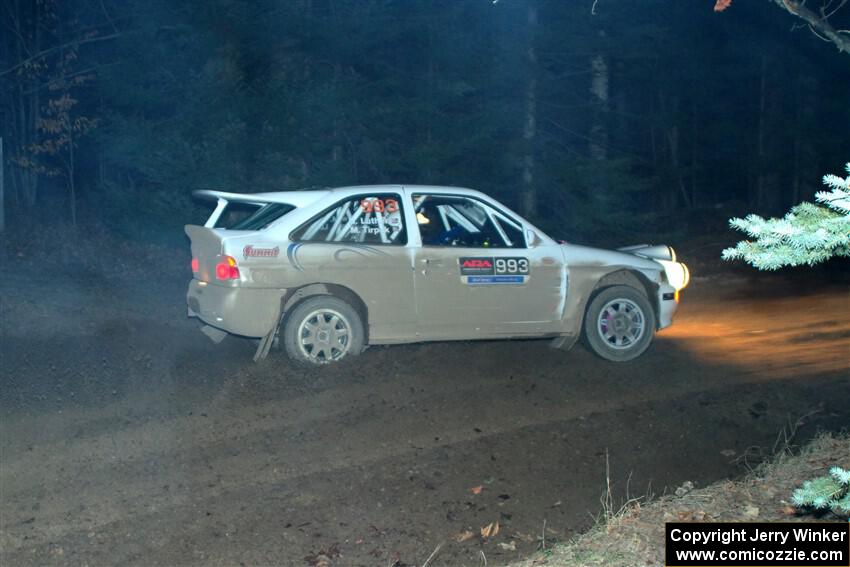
280,283,370,342
588,269,660,329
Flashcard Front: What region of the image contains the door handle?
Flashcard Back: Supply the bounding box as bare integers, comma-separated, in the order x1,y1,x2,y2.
420,258,444,266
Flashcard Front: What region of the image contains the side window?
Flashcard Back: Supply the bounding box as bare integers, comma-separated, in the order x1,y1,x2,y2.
292,194,407,245
412,194,525,249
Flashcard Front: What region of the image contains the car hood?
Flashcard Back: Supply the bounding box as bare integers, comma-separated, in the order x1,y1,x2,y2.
561,242,664,271
560,242,690,292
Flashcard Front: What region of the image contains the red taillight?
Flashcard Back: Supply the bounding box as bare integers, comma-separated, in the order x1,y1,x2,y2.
191,258,199,273
215,255,240,280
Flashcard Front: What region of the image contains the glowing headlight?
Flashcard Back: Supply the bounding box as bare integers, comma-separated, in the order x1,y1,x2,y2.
658,260,690,291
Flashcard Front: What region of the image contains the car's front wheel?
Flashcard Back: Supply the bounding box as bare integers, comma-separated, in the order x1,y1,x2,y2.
583,285,655,362
283,296,364,366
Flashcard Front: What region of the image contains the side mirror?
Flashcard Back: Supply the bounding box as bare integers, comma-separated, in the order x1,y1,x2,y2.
525,229,541,247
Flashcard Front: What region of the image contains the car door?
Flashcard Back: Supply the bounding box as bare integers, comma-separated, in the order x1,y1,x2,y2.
409,191,566,340
289,191,417,342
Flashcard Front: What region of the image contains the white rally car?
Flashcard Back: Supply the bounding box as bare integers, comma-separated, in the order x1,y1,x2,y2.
186,185,689,365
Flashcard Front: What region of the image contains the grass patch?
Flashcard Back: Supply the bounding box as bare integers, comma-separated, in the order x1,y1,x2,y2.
510,432,850,567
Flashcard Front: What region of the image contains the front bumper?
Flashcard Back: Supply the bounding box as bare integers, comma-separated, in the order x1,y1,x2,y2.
657,281,679,330
186,279,285,338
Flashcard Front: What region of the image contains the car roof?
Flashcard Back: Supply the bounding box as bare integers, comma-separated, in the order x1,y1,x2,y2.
193,185,486,208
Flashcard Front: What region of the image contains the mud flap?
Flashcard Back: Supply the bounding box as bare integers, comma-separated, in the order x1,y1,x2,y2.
253,328,276,362
200,324,228,344
253,304,285,362
549,334,578,351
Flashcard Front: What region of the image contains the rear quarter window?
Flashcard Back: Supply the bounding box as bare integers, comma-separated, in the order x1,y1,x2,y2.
215,202,294,230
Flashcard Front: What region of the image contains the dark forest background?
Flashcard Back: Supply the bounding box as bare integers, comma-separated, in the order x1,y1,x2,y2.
1,0,848,248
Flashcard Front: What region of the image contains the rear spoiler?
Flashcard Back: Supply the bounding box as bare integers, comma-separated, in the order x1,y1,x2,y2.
192,190,277,205
192,190,278,228
192,189,329,228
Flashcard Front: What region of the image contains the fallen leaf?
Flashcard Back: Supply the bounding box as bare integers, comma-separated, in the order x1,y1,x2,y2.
304,553,330,567
455,530,475,543
480,521,500,539
781,505,797,516
304,544,341,567
742,505,760,518
720,449,736,457
497,541,516,551
470,485,484,495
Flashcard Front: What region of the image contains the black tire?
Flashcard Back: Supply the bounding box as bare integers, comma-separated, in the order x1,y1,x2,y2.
282,296,365,366
582,285,655,362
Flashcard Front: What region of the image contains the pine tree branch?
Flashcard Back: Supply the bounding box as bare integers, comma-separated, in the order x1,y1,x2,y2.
723,163,850,269
773,0,850,53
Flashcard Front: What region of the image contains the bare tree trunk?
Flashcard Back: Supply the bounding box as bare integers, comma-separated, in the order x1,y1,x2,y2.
27,0,40,208
0,137,5,233
792,72,818,205
331,63,342,166
12,77,40,209
690,96,698,208
666,121,690,211
27,93,39,208
520,1,538,220
7,0,41,210
751,53,782,214
424,19,436,181
98,99,106,191
654,84,691,212
68,134,76,227
754,54,767,210
588,47,609,162
792,96,801,205
588,32,610,210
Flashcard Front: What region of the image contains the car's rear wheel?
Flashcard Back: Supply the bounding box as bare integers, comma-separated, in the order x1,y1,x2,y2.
583,285,655,362
283,296,364,366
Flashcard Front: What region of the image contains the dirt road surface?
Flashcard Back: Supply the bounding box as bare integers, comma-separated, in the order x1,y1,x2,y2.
1,266,848,566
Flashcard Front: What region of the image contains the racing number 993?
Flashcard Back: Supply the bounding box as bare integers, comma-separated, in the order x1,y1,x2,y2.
360,198,399,214
495,258,529,274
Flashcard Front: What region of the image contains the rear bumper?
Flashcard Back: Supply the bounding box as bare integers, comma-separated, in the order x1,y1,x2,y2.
186,280,285,338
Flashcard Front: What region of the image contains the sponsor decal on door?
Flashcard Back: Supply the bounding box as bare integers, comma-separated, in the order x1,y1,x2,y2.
459,257,530,285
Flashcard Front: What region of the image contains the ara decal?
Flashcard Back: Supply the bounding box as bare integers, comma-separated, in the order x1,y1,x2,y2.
459,257,495,276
